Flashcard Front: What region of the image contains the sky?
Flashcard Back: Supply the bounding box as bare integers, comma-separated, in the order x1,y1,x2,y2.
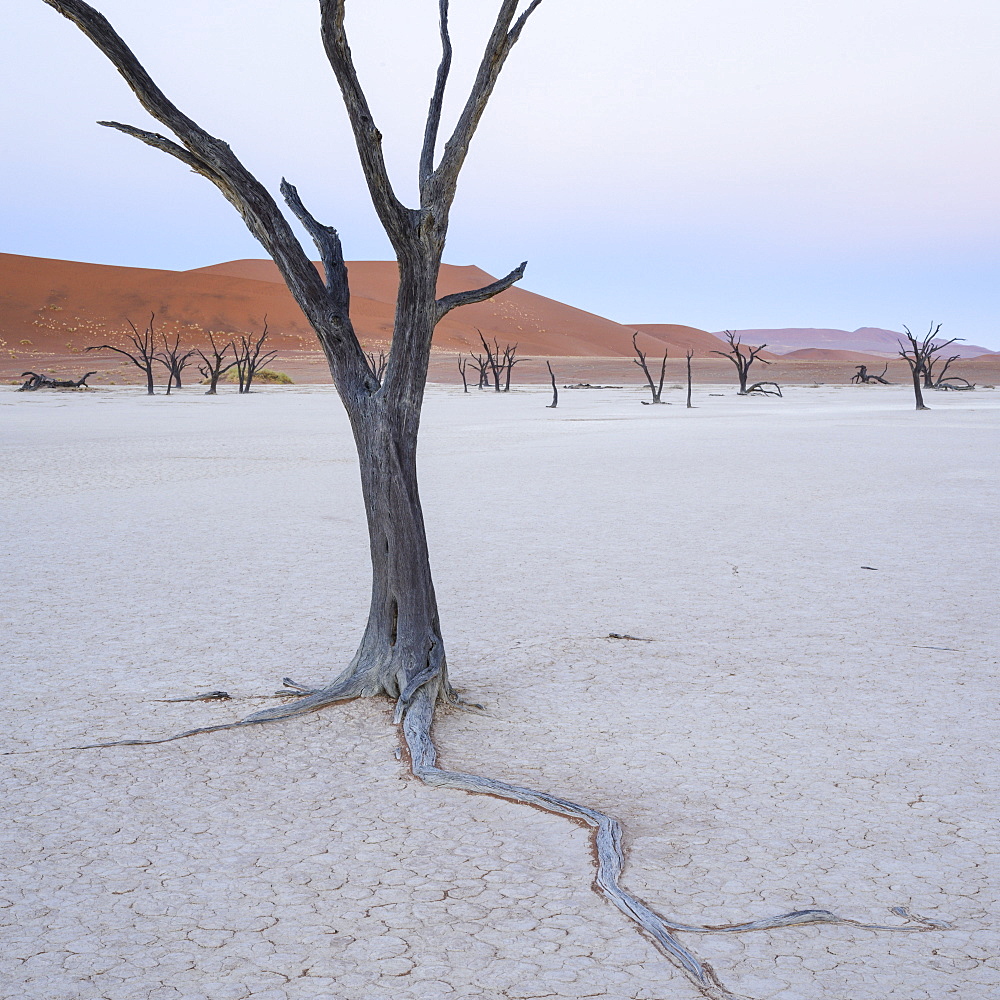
4,0,1000,347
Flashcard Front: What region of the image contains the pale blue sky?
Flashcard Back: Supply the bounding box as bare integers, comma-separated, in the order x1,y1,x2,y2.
4,1,999,346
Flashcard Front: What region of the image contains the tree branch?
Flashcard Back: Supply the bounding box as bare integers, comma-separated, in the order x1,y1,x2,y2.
319,0,412,241
436,261,527,319
280,179,350,320
429,0,545,208
419,0,453,193
43,0,331,335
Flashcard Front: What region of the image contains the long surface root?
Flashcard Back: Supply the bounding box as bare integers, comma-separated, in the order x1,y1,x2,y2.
400,685,944,1000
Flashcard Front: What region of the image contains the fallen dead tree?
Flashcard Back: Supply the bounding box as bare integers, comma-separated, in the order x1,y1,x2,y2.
18,370,97,391
743,381,782,396
851,363,891,384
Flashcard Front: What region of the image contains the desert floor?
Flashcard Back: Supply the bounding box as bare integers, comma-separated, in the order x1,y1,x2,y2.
1,381,998,1000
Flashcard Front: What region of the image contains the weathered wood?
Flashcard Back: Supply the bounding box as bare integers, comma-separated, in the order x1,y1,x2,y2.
685,348,694,408
18,370,98,390
632,331,667,403
546,359,558,407
87,315,159,393
195,333,237,394
851,363,891,385
711,330,771,394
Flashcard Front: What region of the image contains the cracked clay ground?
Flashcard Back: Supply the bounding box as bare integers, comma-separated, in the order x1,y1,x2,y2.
1,381,998,1000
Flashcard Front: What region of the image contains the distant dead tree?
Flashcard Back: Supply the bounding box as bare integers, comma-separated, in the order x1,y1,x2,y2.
711,330,778,395
195,332,238,394
457,356,469,393
468,350,490,389
87,314,159,394
366,350,388,384
545,359,558,408
232,322,278,393
898,325,936,410
475,330,521,391
501,342,523,391
18,370,97,391
631,331,667,404
922,344,974,391
478,331,503,391
851,363,891,384
156,333,196,394
898,324,975,400
685,348,693,408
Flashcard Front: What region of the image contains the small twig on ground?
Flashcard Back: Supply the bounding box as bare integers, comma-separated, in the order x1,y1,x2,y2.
157,691,231,702
607,632,656,642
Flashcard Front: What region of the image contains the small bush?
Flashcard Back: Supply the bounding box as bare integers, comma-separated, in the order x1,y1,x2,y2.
224,368,294,384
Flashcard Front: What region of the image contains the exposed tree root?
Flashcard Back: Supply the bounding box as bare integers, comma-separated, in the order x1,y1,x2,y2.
398,685,946,1000
24,676,946,1000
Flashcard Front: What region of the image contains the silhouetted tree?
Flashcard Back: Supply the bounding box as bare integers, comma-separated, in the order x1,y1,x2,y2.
457,356,469,393
232,323,278,393
711,330,773,394
156,333,196,395
196,333,238,394
898,323,959,409
631,331,667,403
366,350,388,384
545,359,558,408
87,315,159,394
685,348,694,408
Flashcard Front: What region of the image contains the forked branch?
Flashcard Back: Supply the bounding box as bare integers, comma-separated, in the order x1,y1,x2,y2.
419,0,454,190
43,0,337,345
437,261,527,319
319,0,410,241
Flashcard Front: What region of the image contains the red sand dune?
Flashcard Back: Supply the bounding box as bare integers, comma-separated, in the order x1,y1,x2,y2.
0,252,730,359
780,348,889,363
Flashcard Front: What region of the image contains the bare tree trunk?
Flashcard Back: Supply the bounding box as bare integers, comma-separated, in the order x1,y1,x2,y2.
910,363,928,410
546,359,558,407
685,349,693,408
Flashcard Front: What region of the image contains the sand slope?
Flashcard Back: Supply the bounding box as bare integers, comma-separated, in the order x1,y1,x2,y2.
1,252,730,360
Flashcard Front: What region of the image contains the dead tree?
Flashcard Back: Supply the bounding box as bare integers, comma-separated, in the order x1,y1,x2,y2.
195,333,238,394
631,330,667,403
545,359,558,408
18,370,97,390
685,349,694,408
467,350,490,389
365,350,388,384
86,314,159,394
711,330,771,394
457,356,469,393
478,330,503,391
898,323,962,409
156,333,196,395
501,342,523,391
45,3,944,997
743,381,782,396
232,322,278,393
851,363,891,384
924,352,974,390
